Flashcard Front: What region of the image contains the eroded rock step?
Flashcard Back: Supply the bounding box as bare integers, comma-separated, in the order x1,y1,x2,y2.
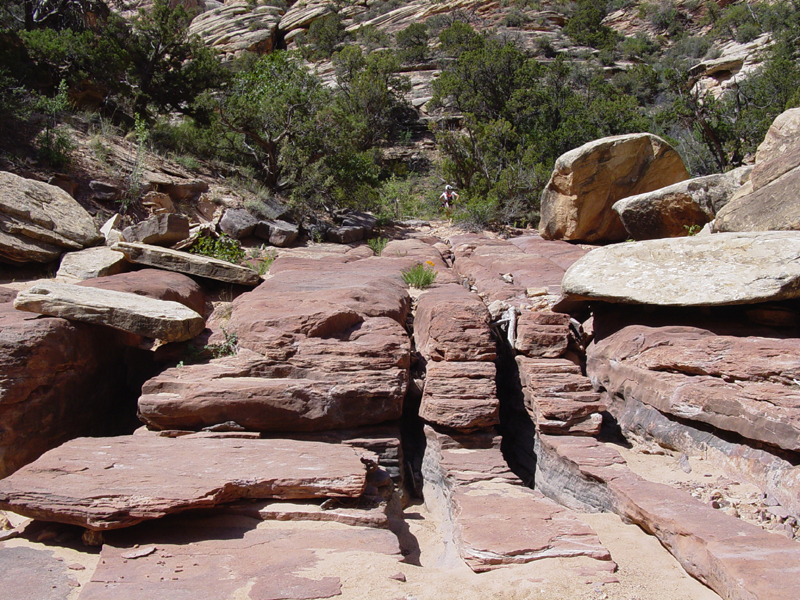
535,433,800,600
422,426,613,573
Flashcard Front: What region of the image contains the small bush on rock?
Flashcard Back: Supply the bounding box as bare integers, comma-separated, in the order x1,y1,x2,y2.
190,234,246,264
402,261,437,289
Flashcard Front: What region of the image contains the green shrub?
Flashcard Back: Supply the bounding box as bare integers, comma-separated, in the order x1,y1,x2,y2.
402,262,437,289
190,234,246,264
205,327,238,358
396,23,429,63
367,237,388,256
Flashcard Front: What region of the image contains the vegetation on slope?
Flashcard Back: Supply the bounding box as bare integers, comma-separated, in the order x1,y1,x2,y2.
0,0,798,230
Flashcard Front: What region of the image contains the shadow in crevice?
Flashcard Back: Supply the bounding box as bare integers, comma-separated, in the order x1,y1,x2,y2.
494,338,538,488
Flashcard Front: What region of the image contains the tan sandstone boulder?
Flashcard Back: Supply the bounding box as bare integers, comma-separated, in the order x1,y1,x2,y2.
539,133,689,243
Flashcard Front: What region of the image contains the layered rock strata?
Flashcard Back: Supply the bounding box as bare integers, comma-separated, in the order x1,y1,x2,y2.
414,284,498,431
534,434,800,600
422,427,612,572
0,436,372,530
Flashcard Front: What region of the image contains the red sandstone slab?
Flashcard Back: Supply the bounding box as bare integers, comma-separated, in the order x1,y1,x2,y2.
78,513,401,600
537,434,800,600
0,436,369,530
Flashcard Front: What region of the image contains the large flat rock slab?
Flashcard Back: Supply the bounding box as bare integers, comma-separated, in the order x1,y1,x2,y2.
112,242,261,286
79,514,400,600
13,281,205,342
561,231,800,306
0,436,370,530
588,324,800,452
535,433,800,600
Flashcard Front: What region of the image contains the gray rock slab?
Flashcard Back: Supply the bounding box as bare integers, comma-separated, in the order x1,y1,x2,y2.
561,231,800,306
219,208,258,240
0,545,78,600
112,242,261,285
122,214,190,246
13,280,204,342
56,247,128,281
0,436,370,530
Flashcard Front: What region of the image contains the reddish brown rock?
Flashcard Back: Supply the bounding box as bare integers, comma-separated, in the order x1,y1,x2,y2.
514,311,571,358
0,436,371,530
414,284,495,362
516,357,605,435
588,325,800,452
535,434,800,600
0,285,17,303
78,269,206,315
0,305,127,478
422,427,612,573
419,361,499,431
450,233,587,302
79,514,400,600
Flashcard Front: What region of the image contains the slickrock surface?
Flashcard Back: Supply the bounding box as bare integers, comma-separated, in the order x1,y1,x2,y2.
0,436,371,530
79,515,401,600
188,1,283,61
419,361,498,431
0,171,103,265
422,427,612,573
539,133,689,243
14,280,205,343
588,324,800,452
112,242,262,286
535,434,800,600
561,231,800,306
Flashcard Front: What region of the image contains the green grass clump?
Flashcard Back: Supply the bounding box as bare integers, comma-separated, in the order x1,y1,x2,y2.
190,234,246,264
368,237,388,256
402,261,437,289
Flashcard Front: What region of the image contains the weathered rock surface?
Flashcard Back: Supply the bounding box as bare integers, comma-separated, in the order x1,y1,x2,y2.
219,208,259,240
414,284,495,362
55,246,128,281
587,324,800,452
613,166,750,240
419,361,499,431
255,219,299,247
561,231,800,306
422,427,612,572
0,304,126,478
450,233,588,303
608,392,800,519
539,133,689,243
535,433,800,600
0,545,80,599
514,311,571,358
14,281,205,343
79,514,400,600
0,171,103,264
0,436,371,530
188,1,283,61
112,242,262,285
139,255,414,432
121,213,190,246
516,357,605,435
77,269,206,315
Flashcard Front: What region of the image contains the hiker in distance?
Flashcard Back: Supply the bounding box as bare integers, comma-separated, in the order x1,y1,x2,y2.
439,185,459,217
